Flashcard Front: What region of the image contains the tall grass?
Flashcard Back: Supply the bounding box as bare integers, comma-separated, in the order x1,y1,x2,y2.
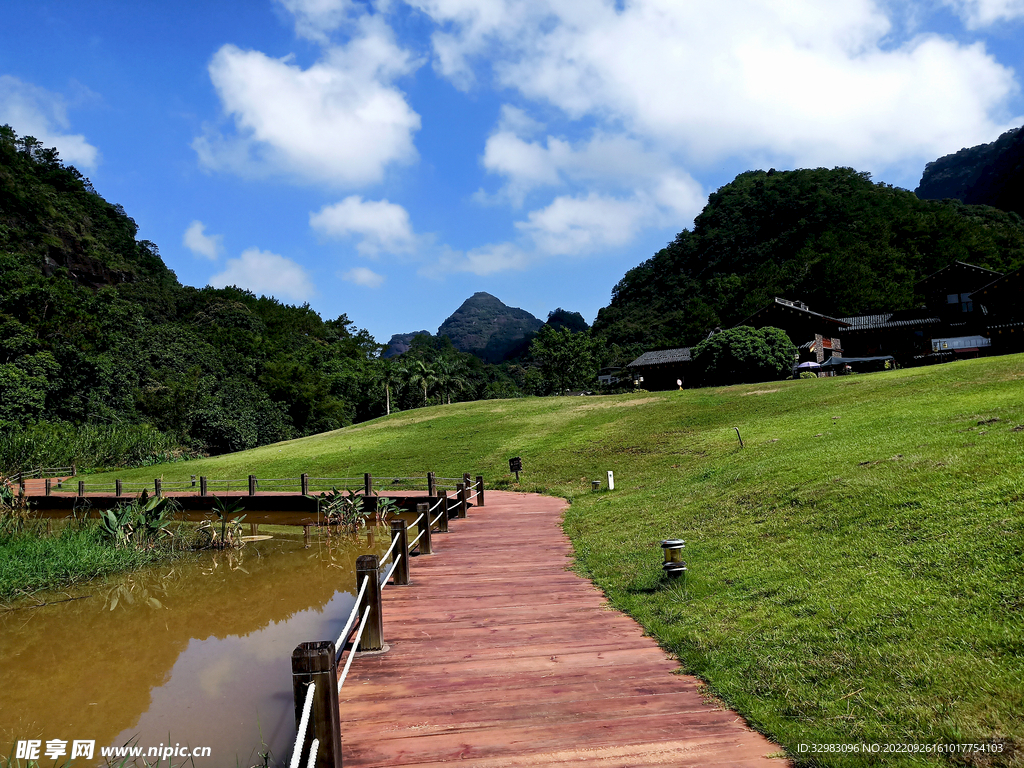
0,521,168,601
0,422,198,475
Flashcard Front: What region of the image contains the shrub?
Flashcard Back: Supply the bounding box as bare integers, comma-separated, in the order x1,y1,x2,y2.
691,326,796,386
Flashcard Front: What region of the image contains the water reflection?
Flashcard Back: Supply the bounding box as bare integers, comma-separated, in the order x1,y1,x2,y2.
0,527,387,767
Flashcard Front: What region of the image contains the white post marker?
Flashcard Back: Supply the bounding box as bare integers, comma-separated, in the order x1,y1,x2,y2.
607,471,615,491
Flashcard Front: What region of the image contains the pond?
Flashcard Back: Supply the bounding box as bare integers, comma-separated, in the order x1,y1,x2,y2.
0,526,389,767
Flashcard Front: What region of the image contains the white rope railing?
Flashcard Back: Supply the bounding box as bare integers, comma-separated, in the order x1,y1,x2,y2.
381,533,400,564
334,576,370,659
337,607,371,690
381,553,402,589
409,529,425,551
303,739,319,768
288,682,317,768
428,497,444,513
431,511,445,528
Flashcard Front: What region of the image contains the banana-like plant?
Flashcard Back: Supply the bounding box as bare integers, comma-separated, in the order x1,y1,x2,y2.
137,495,177,546
210,496,246,548
99,506,135,548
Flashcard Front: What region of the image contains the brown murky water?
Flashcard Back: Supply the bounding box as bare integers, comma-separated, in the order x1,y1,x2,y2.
0,526,389,767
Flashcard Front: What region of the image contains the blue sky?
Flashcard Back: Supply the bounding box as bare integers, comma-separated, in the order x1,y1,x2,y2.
2,0,1022,345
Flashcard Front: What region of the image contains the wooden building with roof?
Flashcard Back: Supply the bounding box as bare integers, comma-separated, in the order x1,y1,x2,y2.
975,265,1024,352
625,347,692,390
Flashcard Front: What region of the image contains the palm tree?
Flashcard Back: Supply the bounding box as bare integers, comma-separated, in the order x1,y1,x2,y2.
434,357,468,405
378,359,406,416
407,360,438,407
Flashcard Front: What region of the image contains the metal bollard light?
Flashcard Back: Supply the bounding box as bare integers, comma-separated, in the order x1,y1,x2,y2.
661,539,687,579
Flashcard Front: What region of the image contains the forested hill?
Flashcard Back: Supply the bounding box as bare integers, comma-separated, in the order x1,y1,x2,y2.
0,126,382,461
436,293,543,363
593,167,1024,350
916,125,1024,217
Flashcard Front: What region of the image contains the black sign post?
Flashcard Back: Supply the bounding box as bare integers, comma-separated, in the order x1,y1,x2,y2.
509,456,522,482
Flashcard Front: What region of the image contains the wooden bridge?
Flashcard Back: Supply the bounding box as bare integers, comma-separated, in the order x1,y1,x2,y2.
321,491,784,767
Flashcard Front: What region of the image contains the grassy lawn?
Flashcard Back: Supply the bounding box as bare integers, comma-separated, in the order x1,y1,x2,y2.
92,355,1024,766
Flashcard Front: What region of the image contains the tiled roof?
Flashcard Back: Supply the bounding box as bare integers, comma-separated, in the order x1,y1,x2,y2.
839,313,942,331
738,298,850,328
627,348,692,367
914,261,1003,289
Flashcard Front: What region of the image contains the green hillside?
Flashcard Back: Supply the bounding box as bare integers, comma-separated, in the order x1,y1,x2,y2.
594,167,1024,350
0,126,387,467
101,354,1024,766
916,125,1024,218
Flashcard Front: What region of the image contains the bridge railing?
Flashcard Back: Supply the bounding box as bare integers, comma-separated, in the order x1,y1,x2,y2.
288,476,484,768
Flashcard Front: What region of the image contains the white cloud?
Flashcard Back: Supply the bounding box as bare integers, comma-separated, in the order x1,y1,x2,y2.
423,242,527,277
411,0,1022,175
194,16,421,186
209,248,316,301
516,193,649,255
0,76,99,168
310,195,416,254
341,266,386,287
182,220,223,260
482,120,697,203
943,0,1024,27
277,0,353,41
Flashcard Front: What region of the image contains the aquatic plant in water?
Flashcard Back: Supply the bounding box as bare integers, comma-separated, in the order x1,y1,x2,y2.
307,487,395,533
206,496,246,549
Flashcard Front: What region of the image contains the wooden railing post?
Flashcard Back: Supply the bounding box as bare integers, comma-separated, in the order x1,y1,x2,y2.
200,476,208,496
78,480,85,497
436,492,449,533
456,482,468,518
301,473,309,496
356,555,384,650
416,501,432,555
115,479,122,497
291,641,343,768
390,519,410,585
427,471,436,497
463,473,472,504
154,479,162,497
363,473,377,519
191,475,196,488
476,475,485,507
248,475,257,496
45,478,51,496
18,477,26,496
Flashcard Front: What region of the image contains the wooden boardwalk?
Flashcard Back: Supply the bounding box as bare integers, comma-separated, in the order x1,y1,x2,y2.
339,490,786,767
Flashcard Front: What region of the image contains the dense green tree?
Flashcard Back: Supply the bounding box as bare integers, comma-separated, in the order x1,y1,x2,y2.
376,359,406,416
407,360,438,406
690,326,796,386
434,357,468,405
529,326,599,394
